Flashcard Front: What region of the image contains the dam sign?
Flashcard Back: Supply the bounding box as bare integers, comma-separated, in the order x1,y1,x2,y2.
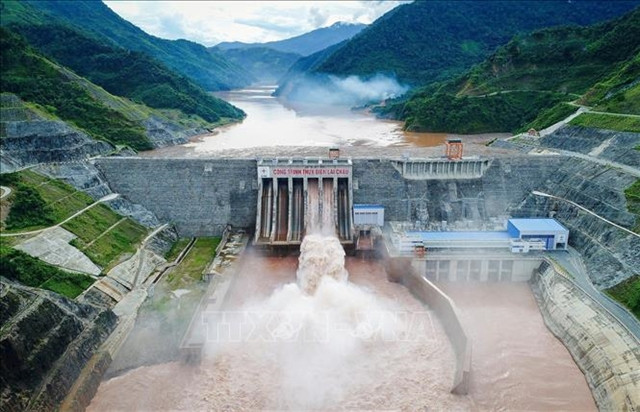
257,159,352,179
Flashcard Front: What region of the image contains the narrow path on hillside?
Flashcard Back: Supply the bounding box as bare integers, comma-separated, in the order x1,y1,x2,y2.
0,186,12,200
550,249,640,340
0,193,120,237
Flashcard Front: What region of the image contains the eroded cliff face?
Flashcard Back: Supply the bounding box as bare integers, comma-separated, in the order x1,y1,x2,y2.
0,278,117,411
515,158,639,288
0,94,212,172
0,94,114,172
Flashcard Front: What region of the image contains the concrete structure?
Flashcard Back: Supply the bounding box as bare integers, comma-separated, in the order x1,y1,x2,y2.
532,262,640,410
94,154,637,289
445,139,463,160
383,255,470,395
254,157,354,245
507,218,569,250
415,251,543,283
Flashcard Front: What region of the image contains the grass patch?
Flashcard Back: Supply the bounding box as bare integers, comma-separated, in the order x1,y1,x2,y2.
0,241,94,299
62,204,121,247
166,237,219,289
569,112,640,132
83,218,147,268
165,237,192,262
606,275,640,319
520,102,578,132
1,170,93,231
624,179,640,233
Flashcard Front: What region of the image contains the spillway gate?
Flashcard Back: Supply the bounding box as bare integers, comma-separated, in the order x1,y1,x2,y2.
254,158,354,245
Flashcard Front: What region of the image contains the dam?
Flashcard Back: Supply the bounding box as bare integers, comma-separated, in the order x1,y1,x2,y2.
82,144,639,410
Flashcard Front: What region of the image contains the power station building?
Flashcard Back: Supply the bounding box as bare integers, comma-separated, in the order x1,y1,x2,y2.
390,218,569,255
507,218,569,252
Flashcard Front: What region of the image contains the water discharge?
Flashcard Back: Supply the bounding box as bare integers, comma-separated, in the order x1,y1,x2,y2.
296,235,348,295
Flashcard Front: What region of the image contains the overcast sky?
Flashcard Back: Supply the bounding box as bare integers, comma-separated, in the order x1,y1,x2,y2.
103,1,409,46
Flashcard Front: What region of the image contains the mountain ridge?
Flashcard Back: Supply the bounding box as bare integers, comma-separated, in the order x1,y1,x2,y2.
215,21,366,56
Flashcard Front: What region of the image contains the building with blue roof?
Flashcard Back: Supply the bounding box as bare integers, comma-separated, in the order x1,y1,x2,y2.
390,218,569,255
507,218,568,251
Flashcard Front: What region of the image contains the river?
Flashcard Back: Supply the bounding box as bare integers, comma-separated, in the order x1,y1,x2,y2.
141,85,455,157
88,255,595,411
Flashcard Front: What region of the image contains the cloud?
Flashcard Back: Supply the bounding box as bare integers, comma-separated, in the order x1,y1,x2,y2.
284,73,409,108
308,7,329,27
103,1,409,46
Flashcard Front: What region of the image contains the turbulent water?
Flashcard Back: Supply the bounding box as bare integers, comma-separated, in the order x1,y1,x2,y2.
296,235,348,295
88,245,462,410
88,251,596,411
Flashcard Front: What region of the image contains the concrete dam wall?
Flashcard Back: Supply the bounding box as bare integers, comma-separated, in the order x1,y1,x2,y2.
96,158,258,237
96,156,563,237
95,155,636,288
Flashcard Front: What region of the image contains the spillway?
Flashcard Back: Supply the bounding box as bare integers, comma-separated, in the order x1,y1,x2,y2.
255,158,354,245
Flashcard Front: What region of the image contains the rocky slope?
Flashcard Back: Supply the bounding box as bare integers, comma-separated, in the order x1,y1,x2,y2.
0,278,117,411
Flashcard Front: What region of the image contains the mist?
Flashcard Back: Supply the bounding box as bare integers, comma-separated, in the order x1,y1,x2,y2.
281,73,409,109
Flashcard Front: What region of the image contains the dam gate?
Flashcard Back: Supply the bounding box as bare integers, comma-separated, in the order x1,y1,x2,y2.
255,158,354,245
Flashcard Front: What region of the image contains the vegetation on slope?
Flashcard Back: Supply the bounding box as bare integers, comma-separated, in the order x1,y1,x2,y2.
398,91,570,134
606,275,640,319
1,170,149,270
314,1,639,86
10,23,244,123
380,8,640,134
570,112,640,133
13,0,252,91
521,103,579,132
0,241,94,299
0,170,93,232
581,52,640,114
166,237,220,289
0,28,151,150
623,179,640,233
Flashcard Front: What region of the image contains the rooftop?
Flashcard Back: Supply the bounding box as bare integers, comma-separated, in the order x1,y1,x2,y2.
508,218,568,233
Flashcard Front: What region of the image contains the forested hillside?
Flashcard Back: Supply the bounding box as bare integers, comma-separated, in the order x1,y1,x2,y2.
9,0,253,90
379,7,640,134
0,28,150,150
313,1,639,86
8,23,244,123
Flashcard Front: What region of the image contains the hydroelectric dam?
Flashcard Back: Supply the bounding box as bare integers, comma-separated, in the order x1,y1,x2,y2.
84,149,639,410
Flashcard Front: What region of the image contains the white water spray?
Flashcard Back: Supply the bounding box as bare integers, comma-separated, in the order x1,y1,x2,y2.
296,234,348,294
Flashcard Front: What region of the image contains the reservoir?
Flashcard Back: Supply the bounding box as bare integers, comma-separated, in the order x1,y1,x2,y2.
141,85,452,157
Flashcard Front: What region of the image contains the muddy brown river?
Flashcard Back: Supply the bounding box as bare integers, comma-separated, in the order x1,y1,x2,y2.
141,86,455,157
88,252,595,411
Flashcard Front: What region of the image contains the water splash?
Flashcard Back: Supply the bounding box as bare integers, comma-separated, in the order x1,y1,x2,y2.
296,234,348,294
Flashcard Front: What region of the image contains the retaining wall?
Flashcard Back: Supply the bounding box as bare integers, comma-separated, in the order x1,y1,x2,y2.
383,256,471,395
531,262,640,410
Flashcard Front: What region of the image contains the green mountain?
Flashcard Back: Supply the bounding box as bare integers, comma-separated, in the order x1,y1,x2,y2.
217,47,302,84
9,0,253,91
379,8,640,134
312,1,640,87
7,23,244,123
0,27,150,150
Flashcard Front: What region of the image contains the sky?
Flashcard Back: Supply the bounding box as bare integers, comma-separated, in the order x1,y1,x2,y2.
103,1,409,46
